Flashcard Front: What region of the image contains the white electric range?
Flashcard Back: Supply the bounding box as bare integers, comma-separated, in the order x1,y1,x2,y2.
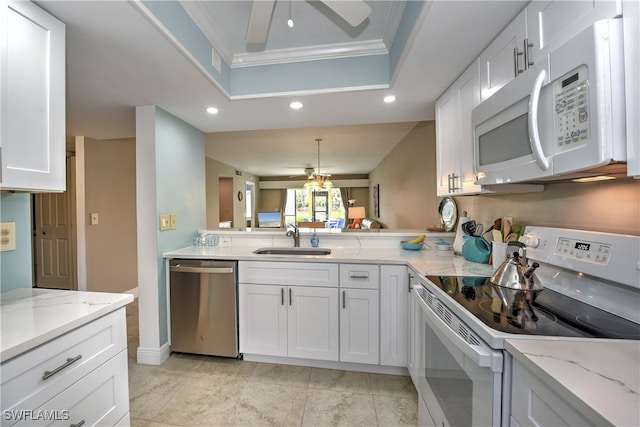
410,226,640,427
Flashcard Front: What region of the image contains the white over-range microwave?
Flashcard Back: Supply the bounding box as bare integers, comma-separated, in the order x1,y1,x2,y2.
472,19,627,185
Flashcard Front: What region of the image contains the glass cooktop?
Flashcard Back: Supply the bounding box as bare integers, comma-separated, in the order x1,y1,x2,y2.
425,276,640,340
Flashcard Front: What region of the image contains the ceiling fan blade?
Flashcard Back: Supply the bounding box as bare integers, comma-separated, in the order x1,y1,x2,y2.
320,0,372,27
246,0,275,43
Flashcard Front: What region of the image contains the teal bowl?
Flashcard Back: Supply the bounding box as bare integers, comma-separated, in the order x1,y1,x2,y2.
401,241,424,251
462,236,491,263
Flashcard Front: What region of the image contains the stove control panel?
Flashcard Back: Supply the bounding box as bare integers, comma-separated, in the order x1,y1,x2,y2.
523,226,640,290
555,237,612,265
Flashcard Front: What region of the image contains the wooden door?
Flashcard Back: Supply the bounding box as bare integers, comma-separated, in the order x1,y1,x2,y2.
34,191,71,288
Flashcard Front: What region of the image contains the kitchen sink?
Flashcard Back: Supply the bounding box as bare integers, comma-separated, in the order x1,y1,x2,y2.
253,247,332,255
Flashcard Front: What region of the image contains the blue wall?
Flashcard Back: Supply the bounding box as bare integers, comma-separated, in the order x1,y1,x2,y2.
154,107,206,345
0,193,33,292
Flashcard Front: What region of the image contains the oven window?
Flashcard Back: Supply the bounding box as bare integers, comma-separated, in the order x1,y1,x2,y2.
425,326,473,426
421,320,496,427
478,113,532,166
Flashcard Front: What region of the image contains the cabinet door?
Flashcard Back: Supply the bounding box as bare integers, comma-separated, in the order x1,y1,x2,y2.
435,86,460,196
526,0,622,63
239,284,287,356
479,8,527,101
380,266,408,367
1,1,65,191
511,359,597,427
287,286,339,361
457,60,483,194
339,288,379,365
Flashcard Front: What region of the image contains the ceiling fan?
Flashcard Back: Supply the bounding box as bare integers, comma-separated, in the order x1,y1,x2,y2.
246,0,372,43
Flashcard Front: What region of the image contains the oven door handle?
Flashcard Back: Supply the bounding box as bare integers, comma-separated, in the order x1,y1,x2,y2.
414,289,503,373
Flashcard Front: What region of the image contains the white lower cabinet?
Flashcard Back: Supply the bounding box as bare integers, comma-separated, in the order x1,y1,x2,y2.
339,288,379,364
380,265,408,367
239,262,407,369
238,283,339,361
510,358,596,427
0,309,130,426
407,269,421,386
288,286,339,361
238,283,287,357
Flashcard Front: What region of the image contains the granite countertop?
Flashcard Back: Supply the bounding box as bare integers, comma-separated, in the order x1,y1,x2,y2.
505,338,640,427
0,288,134,361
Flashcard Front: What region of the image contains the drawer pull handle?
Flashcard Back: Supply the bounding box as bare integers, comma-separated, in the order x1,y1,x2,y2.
350,274,368,280
43,354,82,380
70,420,85,427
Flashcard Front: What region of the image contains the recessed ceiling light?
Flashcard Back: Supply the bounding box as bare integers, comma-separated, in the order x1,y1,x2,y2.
287,18,294,28
289,101,303,110
383,95,396,103
206,107,218,114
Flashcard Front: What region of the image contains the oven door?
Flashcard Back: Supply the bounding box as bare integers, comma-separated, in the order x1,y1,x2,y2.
413,286,503,427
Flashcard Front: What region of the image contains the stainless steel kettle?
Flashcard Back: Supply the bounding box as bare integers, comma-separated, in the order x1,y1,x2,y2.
490,242,542,291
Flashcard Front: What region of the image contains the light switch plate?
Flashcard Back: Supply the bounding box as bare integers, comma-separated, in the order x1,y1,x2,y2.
90,212,99,225
170,214,177,230
0,222,16,251
160,214,170,231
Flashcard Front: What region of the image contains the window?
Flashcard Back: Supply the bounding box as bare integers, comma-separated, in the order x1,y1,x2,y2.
284,188,345,227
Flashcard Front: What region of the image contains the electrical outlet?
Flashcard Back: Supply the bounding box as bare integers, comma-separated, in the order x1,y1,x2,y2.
170,214,177,230
0,222,16,251
160,214,170,231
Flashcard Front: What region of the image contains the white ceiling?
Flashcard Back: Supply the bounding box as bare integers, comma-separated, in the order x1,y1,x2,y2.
37,0,528,177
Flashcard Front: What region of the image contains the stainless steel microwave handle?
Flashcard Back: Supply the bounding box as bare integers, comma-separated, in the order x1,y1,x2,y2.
412,287,502,372
528,68,551,171
170,265,234,274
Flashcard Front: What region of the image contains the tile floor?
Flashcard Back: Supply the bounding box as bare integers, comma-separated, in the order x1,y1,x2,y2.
125,299,418,427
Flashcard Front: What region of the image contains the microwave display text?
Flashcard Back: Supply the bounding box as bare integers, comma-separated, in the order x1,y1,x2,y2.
562,73,579,88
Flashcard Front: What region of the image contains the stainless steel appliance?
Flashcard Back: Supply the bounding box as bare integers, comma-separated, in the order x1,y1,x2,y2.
472,19,627,185
411,227,640,427
169,259,239,358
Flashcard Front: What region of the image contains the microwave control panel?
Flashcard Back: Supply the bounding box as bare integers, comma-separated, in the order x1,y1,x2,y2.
554,65,590,151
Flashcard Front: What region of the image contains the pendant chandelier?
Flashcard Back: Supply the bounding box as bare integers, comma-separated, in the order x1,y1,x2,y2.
304,138,333,191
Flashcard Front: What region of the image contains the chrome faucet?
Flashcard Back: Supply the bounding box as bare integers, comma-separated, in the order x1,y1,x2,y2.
286,224,300,247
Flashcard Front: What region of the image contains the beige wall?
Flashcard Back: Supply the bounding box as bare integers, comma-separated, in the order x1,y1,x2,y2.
84,137,137,292
205,157,258,229
369,121,440,229
370,121,640,236
456,179,640,236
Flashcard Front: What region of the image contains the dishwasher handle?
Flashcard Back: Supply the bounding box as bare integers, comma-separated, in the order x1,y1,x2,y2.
170,265,234,274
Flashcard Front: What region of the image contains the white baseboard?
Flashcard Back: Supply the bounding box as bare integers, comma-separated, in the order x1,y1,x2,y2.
242,354,409,376
136,342,171,365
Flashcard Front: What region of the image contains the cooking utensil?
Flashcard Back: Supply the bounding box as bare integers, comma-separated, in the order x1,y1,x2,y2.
492,229,503,243
502,217,512,239
462,220,477,236
505,233,519,242
474,224,484,236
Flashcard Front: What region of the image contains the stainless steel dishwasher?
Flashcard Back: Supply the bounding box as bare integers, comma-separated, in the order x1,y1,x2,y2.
169,259,238,357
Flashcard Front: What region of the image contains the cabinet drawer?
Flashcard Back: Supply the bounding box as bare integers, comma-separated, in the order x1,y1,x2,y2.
1,309,127,415
339,264,379,289
13,350,129,427
239,261,339,287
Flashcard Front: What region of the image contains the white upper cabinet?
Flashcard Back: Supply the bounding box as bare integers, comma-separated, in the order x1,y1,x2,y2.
479,9,528,102
480,0,622,103
1,1,65,192
527,0,622,61
436,59,483,196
